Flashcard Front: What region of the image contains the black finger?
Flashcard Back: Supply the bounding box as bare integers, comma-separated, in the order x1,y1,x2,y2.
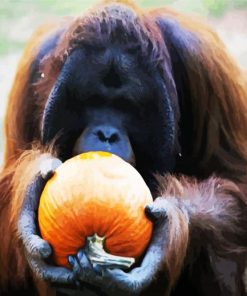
69,251,101,285
76,250,94,275
23,234,52,259
30,258,74,284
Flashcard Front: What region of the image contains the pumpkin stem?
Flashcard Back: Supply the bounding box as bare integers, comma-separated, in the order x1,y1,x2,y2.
84,233,135,270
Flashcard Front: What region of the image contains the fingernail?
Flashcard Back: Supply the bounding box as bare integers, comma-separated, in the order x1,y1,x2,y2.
78,250,84,260
40,246,51,258
68,256,74,266
94,264,103,275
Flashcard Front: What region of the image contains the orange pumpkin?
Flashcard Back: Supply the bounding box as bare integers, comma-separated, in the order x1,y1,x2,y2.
38,151,153,268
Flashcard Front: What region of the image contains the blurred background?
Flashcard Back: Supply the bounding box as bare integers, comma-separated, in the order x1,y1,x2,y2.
0,0,247,159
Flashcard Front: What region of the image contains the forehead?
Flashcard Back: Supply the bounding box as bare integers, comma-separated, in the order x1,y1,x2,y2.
61,46,154,105
64,45,153,83
70,45,139,73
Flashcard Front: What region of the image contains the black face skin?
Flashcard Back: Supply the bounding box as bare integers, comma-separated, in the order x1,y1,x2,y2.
42,46,178,190
72,107,135,165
